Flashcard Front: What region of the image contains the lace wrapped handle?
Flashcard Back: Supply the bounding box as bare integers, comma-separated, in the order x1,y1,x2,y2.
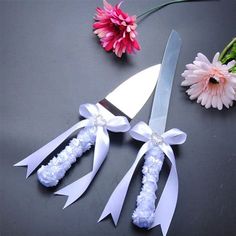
37,126,97,187
132,146,164,228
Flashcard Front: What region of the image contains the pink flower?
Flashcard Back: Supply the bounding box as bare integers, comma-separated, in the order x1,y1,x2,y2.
181,52,236,110
93,0,140,57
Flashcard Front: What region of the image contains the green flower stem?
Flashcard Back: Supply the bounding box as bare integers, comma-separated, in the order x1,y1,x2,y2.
219,37,236,62
137,0,192,19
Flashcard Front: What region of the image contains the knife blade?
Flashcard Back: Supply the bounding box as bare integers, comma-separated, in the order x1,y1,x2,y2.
149,30,181,133
14,64,161,185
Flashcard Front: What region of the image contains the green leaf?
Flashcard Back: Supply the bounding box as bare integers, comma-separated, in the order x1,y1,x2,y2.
221,42,236,64
219,38,236,73
221,54,233,64
229,65,236,73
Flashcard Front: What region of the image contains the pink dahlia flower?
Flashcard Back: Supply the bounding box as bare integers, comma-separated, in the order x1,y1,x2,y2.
93,0,140,57
181,52,236,110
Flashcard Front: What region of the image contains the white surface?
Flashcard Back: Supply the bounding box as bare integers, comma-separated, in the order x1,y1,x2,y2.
106,64,161,119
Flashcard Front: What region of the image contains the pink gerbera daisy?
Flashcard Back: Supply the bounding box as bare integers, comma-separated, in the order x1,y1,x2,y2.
93,0,140,57
181,52,236,110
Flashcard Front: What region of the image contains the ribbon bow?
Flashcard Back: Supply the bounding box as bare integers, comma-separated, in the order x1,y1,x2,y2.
14,103,130,185
98,121,186,236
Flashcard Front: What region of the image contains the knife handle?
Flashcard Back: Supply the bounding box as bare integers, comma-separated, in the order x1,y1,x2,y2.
132,146,164,228
37,126,97,187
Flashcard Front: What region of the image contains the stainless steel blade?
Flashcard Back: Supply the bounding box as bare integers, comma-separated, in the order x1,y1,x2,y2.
98,64,161,120
149,30,181,134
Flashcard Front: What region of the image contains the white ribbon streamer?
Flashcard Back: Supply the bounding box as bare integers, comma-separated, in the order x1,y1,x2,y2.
98,121,186,236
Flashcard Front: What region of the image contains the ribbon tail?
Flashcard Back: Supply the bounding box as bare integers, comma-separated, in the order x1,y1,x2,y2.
14,120,90,178
149,144,178,236
92,126,109,174
14,153,47,179
55,126,110,209
98,173,131,226
98,142,151,226
55,171,94,209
